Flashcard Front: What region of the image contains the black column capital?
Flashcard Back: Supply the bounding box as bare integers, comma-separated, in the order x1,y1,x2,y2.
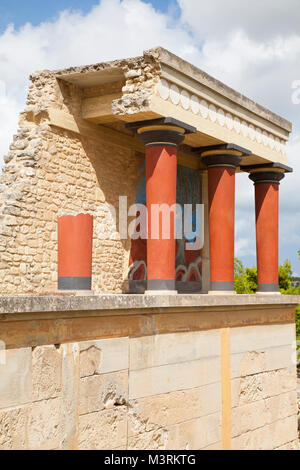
125,117,196,148
241,162,293,185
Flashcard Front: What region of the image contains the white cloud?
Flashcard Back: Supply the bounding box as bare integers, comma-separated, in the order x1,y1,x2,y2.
0,0,299,269
178,0,300,42
0,0,195,163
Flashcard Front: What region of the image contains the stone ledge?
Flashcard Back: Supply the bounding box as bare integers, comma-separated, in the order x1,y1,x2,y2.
0,294,299,316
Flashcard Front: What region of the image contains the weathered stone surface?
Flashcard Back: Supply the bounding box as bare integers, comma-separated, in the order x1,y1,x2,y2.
165,413,221,450
80,337,129,377
78,407,127,450
60,343,80,450
0,406,28,450
231,415,298,450
27,398,61,450
230,323,295,354
128,383,221,437
129,357,220,400
0,348,32,409
130,330,220,371
231,391,297,438
231,367,297,407
32,345,62,401
231,344,295,379
80,371,128,415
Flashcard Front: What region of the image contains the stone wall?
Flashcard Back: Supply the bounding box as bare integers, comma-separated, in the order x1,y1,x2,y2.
0,68,145,294
0,296,298,450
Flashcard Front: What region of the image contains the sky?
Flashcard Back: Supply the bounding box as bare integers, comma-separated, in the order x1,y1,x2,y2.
0,0,299,273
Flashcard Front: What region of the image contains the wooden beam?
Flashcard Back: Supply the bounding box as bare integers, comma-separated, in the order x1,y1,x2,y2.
82,93,122,123
48,108,203,170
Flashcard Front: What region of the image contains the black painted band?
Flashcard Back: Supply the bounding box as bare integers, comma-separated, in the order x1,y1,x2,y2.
145,143,178,149
58,277,92,291
202,154,242,168
147,279,176,291
210,281,235,291
249,171,285,184
138,130,185,147
129,280,202,294
257,283,279,293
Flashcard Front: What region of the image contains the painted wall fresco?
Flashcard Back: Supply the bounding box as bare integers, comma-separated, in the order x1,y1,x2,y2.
128,155,203,285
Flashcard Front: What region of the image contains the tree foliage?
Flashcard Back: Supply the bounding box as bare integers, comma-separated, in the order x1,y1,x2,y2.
234,259,257,294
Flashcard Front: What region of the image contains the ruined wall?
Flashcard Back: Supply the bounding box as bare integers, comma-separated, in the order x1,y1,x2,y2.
0,306,298,450
0,67,150,294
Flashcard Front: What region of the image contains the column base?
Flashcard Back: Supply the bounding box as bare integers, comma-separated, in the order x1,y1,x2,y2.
209,281,235,293
257,283,279,294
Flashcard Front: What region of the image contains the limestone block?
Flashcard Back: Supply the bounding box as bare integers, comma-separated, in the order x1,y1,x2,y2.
79,337,129,378
27,398,61,450
60,343,80,450
32,345,62,401
231,415,298,450
79,370,128,415
128,428,168,450
231,344,295,379
230,323,295,354
0,406,28,450
129,357,220,400
128,382,221,437
0,348,31,409
165,413,221,450
275,440,300,450
130,330,221,371
231,367,297,407
78,407,127,450
232,391,297,438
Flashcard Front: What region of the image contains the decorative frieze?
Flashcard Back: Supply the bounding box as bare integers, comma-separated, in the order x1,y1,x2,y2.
158,79,286,156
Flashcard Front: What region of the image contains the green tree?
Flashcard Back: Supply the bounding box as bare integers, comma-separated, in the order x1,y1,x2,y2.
278,260,293,291
234,259,257,294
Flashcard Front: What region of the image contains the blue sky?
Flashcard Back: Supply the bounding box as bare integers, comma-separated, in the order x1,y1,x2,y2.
0,0,172,32
0,0,299,274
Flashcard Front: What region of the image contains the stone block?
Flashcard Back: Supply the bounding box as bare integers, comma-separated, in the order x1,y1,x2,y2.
230,323,295,354
32,345,62,401
128,383,221,436
231,344,295,379
27,398,61,450
0,406,28,450
79,337,129,378
78,407,127,450
0,348,31,409
165,413,221,450
130,330,220,371
231,415,298,450
129,357,221,400
80,370,128,415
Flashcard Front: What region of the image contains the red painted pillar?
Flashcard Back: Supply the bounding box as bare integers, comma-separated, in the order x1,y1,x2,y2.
202,152,242,292
58,214,93,291
247,167,287,293
145,144,178,291
127,118,196,292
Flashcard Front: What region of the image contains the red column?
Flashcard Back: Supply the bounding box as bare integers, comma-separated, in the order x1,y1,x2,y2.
255,183,279,291
58,214,93,291
126,117,196,293
145,144,178,291
203,152,242,292
248,169,286,293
